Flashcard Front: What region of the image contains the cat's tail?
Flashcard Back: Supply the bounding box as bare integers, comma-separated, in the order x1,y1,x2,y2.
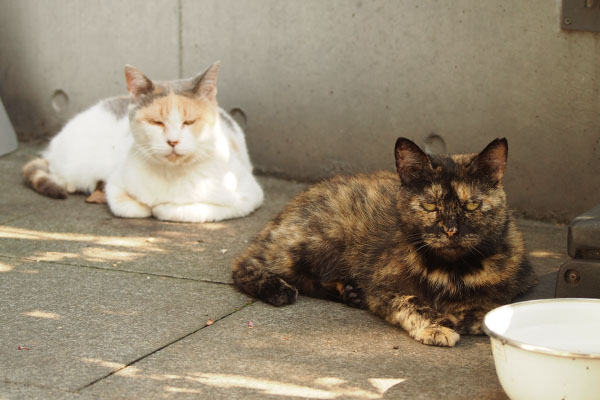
232,251,298,307
22,158,68,199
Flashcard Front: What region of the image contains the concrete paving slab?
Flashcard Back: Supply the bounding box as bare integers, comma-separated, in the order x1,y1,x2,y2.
85,298,506,400
0,257,251,392
1,144,569,399
0,144,41,224
0,381,100,400
0,177,305,284
519,218,569,273
1,144,307,283
517,218,569,301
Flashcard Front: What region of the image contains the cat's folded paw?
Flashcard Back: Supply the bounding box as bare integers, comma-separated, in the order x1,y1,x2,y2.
460,320,483,335
413,325,460,347
105,184,151,219
259,276,298,307
454,309,486,335
152,204,198,222
470,323,483,335
342,284,365,308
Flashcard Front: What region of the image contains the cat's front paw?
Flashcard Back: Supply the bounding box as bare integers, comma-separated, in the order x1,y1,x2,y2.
413,325,460,347
105,185,151,219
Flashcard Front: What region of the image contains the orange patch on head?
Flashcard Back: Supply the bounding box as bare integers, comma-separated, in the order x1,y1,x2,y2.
136,93,173,122
136,92,218,128
450,153,477,166
176,95,218,127
451,181,473,202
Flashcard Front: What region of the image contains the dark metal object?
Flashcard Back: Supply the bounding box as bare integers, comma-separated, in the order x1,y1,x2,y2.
568,205,600,260
555,260,600,298
555,205,600,298
562,0,600,32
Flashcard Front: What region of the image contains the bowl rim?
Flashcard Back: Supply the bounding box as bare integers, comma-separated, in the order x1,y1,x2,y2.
483,298,600,359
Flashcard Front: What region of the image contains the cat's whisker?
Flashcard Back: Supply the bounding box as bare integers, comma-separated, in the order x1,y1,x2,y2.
469,245,485,258
414,242,432,254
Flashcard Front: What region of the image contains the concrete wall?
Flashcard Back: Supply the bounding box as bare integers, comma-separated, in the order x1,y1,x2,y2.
0,0,598,220
0,0,179,139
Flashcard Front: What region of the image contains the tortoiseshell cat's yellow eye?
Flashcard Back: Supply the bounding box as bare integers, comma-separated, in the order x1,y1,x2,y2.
422,202,437,212
465,201,480,211
183,120,196,126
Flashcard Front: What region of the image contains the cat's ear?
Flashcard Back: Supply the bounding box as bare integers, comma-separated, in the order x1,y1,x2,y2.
470,138,508,183
191,61,220,101
395,138,432,185
124,65,154,97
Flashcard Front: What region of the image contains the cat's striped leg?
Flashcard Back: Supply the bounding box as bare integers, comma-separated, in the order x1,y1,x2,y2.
105,182,151,219
368,293,460,347
445,306,491,335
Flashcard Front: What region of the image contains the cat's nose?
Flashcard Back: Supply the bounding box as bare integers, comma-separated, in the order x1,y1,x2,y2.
167,140,179,148
443,226,458,237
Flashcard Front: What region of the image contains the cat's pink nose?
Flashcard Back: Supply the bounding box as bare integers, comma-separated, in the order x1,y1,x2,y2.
444,227,458,237
167,140,179,147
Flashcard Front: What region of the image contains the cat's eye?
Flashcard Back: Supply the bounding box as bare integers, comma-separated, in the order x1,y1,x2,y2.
422,202,437,212
183,120,196,126
465,201,480,211
149,120,164,127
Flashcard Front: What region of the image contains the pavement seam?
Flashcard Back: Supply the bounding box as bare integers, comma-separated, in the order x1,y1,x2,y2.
0,254,234,285
0,210,39,226
75,301,255,393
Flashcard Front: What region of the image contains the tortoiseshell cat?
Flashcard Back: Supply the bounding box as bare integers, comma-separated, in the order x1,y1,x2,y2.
233,137,536,347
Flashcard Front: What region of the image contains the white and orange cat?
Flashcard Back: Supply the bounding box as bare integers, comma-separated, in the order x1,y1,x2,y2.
23,62,264,222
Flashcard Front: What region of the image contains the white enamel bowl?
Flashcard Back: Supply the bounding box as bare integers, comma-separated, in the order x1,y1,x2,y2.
483,299,600,400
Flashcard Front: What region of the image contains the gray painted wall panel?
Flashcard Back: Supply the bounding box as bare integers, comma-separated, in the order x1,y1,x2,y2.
0,0,598,219
183,0,600,220
0,0,179,139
